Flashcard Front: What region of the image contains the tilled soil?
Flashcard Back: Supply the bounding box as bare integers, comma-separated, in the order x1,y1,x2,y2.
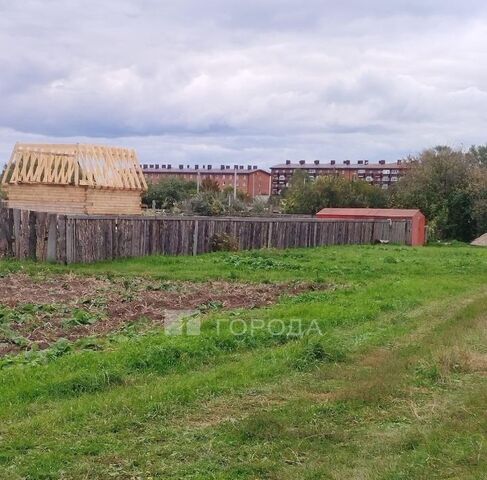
0,273,329,357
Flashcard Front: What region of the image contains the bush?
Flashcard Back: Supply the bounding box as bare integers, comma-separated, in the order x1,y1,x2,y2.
249,198,269,214
143,178,196,209
210,233,239,252
187,193,226,216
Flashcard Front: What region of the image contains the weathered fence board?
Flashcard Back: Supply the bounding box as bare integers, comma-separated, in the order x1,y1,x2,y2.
0,208,415,264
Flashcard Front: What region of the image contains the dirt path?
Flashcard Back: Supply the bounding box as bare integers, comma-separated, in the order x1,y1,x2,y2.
169,287,487,430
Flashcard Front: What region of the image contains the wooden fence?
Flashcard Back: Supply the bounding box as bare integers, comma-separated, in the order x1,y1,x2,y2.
0,208,413,264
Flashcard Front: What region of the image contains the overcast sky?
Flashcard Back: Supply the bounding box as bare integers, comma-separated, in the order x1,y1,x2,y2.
1,0,487,167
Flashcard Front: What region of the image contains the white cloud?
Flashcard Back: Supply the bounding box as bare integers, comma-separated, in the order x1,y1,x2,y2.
0,0,486,166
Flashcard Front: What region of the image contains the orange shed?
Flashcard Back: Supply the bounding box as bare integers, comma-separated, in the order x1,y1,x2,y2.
316,208,427,246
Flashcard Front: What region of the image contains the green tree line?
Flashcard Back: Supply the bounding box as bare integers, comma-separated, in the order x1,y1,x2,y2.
143,145,487,241
283,145,486,241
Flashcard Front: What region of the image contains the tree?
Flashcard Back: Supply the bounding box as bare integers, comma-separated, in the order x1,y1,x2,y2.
469,164,487,235
201,178,220,193
390,146,486,241
143,178,196,209
468,144,487,167
283,173,388,214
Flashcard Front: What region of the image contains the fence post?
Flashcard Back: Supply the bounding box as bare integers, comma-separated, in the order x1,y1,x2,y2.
192,220,199,256
46,214,58,262
66,217,75,264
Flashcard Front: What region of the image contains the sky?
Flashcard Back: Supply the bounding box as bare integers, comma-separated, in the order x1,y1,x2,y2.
1,0,487,167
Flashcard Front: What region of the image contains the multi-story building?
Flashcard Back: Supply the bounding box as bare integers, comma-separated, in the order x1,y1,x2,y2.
142,164,271,198
270,160,410,195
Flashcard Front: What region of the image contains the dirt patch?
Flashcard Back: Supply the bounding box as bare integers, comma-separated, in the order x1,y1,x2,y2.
0,273,330,357
107,281,318,319
438,348,487,374
0,273,109,307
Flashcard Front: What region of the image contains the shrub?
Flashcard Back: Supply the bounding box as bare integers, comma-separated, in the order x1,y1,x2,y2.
210,233,239,252
143,178,196,209
187,193,225,216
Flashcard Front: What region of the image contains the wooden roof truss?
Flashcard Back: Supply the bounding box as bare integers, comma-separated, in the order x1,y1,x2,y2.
2,143,148,191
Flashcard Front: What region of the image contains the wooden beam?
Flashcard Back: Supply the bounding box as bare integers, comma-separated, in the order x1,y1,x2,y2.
2,142,147,192
2,143,19,184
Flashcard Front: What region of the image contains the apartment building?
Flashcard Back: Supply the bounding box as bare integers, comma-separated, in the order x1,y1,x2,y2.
270,160,409,195
142,164,271,198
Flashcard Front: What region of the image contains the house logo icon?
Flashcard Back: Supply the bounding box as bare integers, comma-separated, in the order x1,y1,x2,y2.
165,310,201,336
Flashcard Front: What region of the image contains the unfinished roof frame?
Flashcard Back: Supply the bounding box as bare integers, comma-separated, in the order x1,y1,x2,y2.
2,143,148,191
1,143,148,215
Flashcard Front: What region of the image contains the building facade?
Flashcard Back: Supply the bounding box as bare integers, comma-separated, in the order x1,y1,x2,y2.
142,164,271,198
270,160,410,195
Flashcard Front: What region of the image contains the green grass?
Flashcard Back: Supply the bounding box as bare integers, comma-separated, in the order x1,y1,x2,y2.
3,243,484,282
0,244,487,479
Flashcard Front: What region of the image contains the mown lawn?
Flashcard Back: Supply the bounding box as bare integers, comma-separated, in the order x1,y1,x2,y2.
0,244,487,479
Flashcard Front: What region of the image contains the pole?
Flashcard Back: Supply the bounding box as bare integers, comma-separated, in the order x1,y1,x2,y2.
233,170,237,200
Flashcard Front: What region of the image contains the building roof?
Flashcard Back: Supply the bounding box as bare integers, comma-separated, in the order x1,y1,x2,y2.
316,208,424,219
143,167,270,175
271,161,408,170
2,143,147,191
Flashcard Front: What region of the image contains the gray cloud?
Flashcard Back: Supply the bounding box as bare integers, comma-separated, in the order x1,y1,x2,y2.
0,0,487,166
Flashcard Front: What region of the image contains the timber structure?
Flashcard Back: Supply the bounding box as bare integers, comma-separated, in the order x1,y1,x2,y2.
1,143,147,214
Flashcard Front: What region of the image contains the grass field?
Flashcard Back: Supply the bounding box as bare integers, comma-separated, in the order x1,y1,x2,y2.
1,244,487,479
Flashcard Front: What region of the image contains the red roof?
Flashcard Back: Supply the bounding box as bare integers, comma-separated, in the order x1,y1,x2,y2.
316,208,424,219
